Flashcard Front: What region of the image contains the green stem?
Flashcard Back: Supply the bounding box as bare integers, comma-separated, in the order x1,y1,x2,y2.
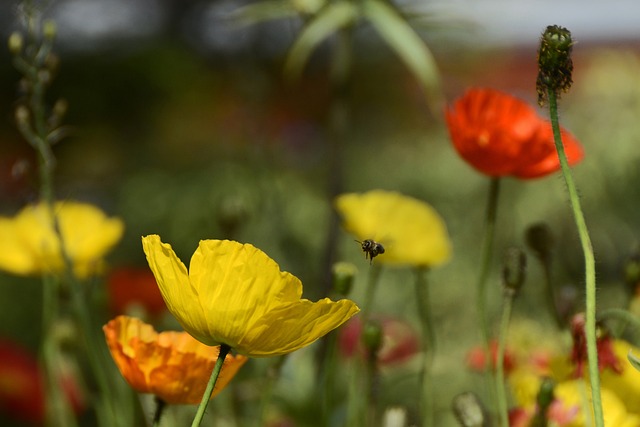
415,267,435,427
477,178,501,350
257,355,288,427
347,264,382,427
546,88,603,427
191,344,231,427
540,257,562,328
360,263,382,330
152,398,166,427
496,290,514,427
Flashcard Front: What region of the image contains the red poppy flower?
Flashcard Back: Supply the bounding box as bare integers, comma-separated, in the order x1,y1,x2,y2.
445,88,584,179
338,316,419,365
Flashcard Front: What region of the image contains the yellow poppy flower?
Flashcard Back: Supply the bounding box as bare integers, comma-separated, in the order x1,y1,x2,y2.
141,235,359,357
0,201,124,278
600,339,640,414
103,315,246,404
335,190,452,267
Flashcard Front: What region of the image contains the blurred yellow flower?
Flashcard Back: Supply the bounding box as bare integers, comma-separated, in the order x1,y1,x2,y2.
335,190,451,267
141,235,359,357
600,339,640,414
104,315,246,404
0,201,124,278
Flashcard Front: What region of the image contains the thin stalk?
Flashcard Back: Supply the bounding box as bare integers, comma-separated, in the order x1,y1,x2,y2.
152,398,166,427
257,355,288,427
598,308,640,343
546,89,603,426
539,257,562,328
495,290,514,427
415,267,435,427
191,344,231,427
476,178,501,350
347,264,382,427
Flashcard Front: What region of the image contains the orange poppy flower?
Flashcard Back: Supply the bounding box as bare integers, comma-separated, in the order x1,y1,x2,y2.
445,88,584,179
103,316,247,404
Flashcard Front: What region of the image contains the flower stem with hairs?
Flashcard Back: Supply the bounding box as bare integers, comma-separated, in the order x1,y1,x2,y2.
537,24,603,427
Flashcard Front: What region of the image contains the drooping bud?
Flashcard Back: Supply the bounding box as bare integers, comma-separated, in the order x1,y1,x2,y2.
502,247,527,296
8,32,24,55
451,392,488,427
331,262,357,296
536,25,574,106
525,222,554,262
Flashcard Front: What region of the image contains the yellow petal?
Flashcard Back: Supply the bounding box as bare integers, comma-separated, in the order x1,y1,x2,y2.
235,298,360,357
142,235,210,344
189,239,304,348
335,190,452,267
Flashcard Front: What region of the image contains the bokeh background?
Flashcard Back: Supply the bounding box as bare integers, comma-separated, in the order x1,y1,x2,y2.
2,0,640,425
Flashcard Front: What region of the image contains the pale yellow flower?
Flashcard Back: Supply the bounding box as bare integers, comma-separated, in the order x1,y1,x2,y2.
0,201,124,278
141,235,359,357
335,190,451,267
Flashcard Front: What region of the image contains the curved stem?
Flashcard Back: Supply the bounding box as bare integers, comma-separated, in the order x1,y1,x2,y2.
496,291,514,427
415,267,434,427
191,344,231,427
598,308,640,343
546,89,603,427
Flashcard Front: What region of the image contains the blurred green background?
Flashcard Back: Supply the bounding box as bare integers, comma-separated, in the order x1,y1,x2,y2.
2,0,640,425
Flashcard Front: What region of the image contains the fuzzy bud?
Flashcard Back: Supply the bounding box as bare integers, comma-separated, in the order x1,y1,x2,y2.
502,247,527,295
452,392,487,427
8,32,23,55
331,262,357,296
536,25,574,106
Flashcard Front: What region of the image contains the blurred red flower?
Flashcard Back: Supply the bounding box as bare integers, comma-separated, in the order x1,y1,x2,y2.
108,267,166,316
445,88,584,179
0,339,44,424
338,316,419,365
466,340,515,374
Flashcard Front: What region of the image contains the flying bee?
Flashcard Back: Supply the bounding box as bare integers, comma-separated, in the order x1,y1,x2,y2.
355,239,385,264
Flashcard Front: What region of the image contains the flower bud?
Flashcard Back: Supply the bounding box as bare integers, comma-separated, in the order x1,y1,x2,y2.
43,20,57,40
15,105,30,124
331,262,357,296
536,25,574,106
451,392,487,427
536,377,556,410
362,320,383,356
525,222,554,262
8,32,23,55
624,251,640,291
502,247,527,295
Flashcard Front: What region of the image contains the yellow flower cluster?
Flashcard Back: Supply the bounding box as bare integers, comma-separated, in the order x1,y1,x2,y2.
508,323,640,426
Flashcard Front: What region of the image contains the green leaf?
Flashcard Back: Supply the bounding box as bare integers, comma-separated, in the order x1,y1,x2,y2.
629,350,640,372
362,0,442,108
231,0,299,27
284,1,358,80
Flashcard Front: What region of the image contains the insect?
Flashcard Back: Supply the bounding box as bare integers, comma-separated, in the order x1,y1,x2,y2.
355,239,385,264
